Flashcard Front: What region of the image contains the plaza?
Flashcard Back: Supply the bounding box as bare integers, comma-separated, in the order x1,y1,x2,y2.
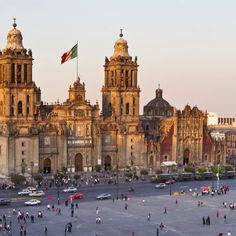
1,188,236,235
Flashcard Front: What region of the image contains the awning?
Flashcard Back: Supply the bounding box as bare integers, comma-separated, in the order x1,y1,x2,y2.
161,161,177,167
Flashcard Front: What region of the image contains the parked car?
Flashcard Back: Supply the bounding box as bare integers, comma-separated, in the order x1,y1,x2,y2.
165,179,175,185
25,199,41,206
18,189,31,195
63,187,78,193
69,192,83,200
27,187,37,192
96,193,112,200
0,198,10,205
29,190,45,197
155,183,166,189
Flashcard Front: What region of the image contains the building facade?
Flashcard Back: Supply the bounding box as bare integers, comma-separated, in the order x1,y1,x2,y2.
0,22,227,176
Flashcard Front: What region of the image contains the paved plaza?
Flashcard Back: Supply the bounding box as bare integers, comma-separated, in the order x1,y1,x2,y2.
1,189,236,235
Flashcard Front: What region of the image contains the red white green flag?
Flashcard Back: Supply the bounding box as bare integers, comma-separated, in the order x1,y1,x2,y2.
61,44,77,64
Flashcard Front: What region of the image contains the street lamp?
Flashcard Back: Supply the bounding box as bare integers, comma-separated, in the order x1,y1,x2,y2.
216,164,220,190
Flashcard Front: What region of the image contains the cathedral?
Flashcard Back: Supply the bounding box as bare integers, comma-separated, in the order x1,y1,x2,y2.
0,21,225,176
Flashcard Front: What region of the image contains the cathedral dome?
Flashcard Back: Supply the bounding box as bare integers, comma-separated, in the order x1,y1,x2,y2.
110,30,130,60
5,19,24,50
144,86,172,117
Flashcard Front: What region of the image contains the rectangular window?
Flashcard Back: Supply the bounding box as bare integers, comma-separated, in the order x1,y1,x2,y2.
21,151,25,155
11,63,15,83
21,142,25,147
24,64,27,83
17,64,22,83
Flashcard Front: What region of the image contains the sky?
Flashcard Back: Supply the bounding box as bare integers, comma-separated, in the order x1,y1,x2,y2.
1,0,236,116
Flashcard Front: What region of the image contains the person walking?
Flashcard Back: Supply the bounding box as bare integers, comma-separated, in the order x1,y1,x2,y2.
147,213,151,221
156,227,159,236
44,226,48,235
125,203,128,210
217,209,219,218
164,207,167,214
224,214,227,222
202,216,205,225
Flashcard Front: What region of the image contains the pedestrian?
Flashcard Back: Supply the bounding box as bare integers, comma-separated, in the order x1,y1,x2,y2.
44,226,48,235
175,199,178,205
52,204,55,211
96,206,99,215
156,227,159,236
112,197,115,203
206,216,210,225
47,204,50,211
75,203,78,209
71,209,74,217
147,213,151,221
224,214,227,222
218,233,223,236
160,222,164,230
164,207,167,214
227,231,231,236
142,199,145,205
125,203,128,210
132,231,135,236
217,209,219,218
24,228,26,236
202,216,205,225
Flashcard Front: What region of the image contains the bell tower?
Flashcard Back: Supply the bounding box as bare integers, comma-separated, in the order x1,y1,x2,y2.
101,30,140,121
0,19,41,121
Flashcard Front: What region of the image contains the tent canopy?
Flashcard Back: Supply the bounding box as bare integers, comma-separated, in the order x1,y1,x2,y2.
161,161,177,167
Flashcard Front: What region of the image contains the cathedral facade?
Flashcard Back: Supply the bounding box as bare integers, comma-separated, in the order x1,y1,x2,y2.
0,22,225,176
0,22,145,176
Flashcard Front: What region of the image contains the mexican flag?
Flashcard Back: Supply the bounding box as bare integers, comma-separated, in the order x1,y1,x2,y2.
61,44,77,64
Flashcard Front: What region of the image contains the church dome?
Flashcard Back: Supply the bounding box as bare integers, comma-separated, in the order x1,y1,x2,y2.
144,86,172,117
110,30,130,60
5,19,24,50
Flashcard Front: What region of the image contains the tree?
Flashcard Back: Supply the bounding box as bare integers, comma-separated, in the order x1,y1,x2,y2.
211,165,221,174
10,174,25,186
33,173,43,183
184,165,195,173
124,171,132,178
73,174,81,181
198,165,207,173
140,169,148,176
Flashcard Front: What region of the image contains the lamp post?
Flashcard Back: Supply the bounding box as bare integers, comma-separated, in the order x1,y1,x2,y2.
169,179,172,196
116,153,119,200
216,164,220,190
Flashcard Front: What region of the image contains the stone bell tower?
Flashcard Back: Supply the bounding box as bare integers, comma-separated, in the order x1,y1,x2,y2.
101,30,140,121
0,19,41,121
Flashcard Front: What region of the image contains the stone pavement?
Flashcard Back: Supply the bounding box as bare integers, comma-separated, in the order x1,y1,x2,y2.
1,189,236,235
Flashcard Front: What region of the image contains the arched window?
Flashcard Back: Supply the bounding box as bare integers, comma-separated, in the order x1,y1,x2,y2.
18,101,22,115
126,103,129,115
27,95,30,104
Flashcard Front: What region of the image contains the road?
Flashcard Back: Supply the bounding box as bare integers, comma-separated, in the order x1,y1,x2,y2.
0,178,236,207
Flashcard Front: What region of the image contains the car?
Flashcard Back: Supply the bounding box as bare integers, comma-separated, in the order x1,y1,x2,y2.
96,193,112,200
18,189,31,195
29,190,45,197
0,198,10,205
27,187,37,192
69,192,83,200
155,183,166,189
63,187,78,193
165,180,175,185
25,199,41,206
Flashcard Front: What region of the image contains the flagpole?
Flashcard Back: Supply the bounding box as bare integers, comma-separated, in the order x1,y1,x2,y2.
76,41,78,80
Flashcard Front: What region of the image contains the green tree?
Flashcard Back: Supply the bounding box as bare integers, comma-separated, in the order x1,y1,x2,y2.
140,169,148,176
33,173,43,183
198,165,207,173
124,171,132,178
73,174,81,180
10,174,25,186
211,165,221,174
184,165,196,173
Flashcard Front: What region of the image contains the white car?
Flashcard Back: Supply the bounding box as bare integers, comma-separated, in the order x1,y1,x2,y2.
25,199,41,206
27,187,37,192
96,193,112,200
29,190,45,197
63,187,78,193
155,183,166,189
18,189,31,195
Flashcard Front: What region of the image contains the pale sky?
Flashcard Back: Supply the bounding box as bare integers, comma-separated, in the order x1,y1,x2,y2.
1,0,236,116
